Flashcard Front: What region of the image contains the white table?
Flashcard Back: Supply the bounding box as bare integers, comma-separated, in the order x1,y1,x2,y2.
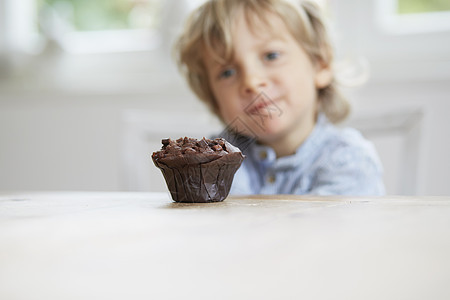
1,192,449,300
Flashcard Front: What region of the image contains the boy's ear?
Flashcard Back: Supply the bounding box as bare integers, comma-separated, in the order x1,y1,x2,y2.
314,63,333,88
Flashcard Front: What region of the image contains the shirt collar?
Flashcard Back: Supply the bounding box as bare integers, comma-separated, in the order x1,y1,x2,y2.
249,114,331,170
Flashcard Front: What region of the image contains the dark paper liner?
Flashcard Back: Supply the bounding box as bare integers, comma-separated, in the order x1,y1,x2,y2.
153,152,244,203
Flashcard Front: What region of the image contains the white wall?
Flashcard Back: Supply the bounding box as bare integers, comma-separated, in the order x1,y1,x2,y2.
0,50,208,191
1,0,449,195
330,0,450,195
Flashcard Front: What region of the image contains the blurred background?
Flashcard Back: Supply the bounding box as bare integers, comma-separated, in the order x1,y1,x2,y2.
0,0,449,195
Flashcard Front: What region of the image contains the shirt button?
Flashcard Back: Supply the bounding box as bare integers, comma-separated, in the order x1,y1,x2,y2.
267,174,276,184
259,151,268,160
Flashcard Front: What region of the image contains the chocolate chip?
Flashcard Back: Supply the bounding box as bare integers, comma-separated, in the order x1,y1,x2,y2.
212,144,223,151
154,136,233,157
162,138,171,146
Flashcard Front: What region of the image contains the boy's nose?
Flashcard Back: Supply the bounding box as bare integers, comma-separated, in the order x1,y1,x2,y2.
240,70,267,98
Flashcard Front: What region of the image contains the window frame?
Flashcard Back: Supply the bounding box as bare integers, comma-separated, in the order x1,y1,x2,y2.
58,29,161,54
376,0,450,35
37,0,164,54
329,0,450,85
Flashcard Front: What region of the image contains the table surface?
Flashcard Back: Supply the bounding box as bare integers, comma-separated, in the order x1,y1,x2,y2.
1,192,449,300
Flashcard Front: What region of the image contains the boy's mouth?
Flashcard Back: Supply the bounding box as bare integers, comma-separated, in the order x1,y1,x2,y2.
246,98,281,116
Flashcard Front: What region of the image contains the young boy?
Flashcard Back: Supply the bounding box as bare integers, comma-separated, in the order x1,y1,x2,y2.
175,0,385,195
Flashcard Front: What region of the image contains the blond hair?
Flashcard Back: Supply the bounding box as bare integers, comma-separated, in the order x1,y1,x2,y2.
175,0,350,123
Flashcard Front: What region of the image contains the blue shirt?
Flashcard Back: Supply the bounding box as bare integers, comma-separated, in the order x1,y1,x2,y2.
222,114,385,196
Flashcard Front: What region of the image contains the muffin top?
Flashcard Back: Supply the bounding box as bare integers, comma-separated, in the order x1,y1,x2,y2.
152,137,243,165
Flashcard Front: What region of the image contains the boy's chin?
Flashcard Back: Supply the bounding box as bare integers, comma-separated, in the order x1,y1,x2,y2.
222,114,286,139
246,124,287,143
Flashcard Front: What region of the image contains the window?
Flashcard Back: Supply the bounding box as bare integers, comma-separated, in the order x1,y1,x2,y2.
38,0,162,31
397,0,450,15
37,0,163,53
377,0,450,34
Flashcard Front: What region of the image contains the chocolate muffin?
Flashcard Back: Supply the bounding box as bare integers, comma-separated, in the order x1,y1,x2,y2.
152,137,244,203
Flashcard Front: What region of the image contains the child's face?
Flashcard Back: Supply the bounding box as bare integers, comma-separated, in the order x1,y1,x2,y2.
205,10,332,145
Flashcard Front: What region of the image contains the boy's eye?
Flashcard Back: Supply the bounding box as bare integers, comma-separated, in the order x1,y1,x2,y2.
264,51,280,61
219,68,235,79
